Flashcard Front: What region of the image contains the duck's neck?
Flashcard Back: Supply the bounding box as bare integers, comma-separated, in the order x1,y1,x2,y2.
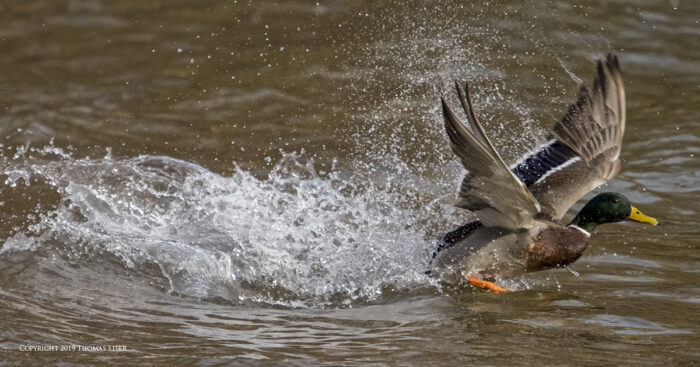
568,213,600,234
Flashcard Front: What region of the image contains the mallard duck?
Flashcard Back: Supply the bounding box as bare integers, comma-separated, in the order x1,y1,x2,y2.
429,54,658,292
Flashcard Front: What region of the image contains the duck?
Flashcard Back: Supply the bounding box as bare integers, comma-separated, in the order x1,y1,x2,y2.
429,54,658,292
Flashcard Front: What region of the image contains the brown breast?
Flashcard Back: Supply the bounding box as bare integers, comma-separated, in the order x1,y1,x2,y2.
525,224,590,271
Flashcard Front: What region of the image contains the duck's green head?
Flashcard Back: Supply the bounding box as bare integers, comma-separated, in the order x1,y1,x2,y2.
569,192,658,233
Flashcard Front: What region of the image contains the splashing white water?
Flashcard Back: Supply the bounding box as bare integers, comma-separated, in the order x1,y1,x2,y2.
1,146,446,307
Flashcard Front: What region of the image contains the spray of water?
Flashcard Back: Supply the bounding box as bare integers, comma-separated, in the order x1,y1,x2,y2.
1,144,450,307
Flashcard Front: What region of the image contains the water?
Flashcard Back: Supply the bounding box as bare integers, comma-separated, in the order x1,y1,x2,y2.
1,0,699,365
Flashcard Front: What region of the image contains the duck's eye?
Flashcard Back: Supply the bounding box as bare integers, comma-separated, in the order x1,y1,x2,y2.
612,199,618,203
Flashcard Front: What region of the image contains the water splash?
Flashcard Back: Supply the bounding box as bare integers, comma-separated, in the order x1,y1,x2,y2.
1,146,446,307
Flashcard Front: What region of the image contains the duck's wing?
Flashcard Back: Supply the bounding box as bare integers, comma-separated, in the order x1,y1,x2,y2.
442,82,541,230
509,54,625,220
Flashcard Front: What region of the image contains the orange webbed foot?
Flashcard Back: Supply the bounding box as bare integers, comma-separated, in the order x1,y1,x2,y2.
467,275,509,293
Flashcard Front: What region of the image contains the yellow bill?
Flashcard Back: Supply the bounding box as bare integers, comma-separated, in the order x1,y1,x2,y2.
627,206,658,226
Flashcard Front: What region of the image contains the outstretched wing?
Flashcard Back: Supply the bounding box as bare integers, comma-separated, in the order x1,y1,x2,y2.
510,54,626,219
442,82,541,230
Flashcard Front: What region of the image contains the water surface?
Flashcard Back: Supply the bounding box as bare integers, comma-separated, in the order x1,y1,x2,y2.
1,0,699,365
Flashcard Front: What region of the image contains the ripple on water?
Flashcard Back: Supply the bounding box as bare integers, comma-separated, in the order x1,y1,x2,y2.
585,314,692,336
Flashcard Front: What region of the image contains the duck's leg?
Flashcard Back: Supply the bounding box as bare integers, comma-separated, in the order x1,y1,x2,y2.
467,274,509,293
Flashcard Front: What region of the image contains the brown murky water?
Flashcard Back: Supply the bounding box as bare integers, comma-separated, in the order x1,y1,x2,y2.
1,0,699,365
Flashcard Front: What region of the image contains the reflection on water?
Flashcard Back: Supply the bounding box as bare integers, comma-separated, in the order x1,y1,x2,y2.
1,0,699,365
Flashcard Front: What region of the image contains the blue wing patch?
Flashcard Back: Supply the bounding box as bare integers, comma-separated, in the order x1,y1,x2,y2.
510,139,579,187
